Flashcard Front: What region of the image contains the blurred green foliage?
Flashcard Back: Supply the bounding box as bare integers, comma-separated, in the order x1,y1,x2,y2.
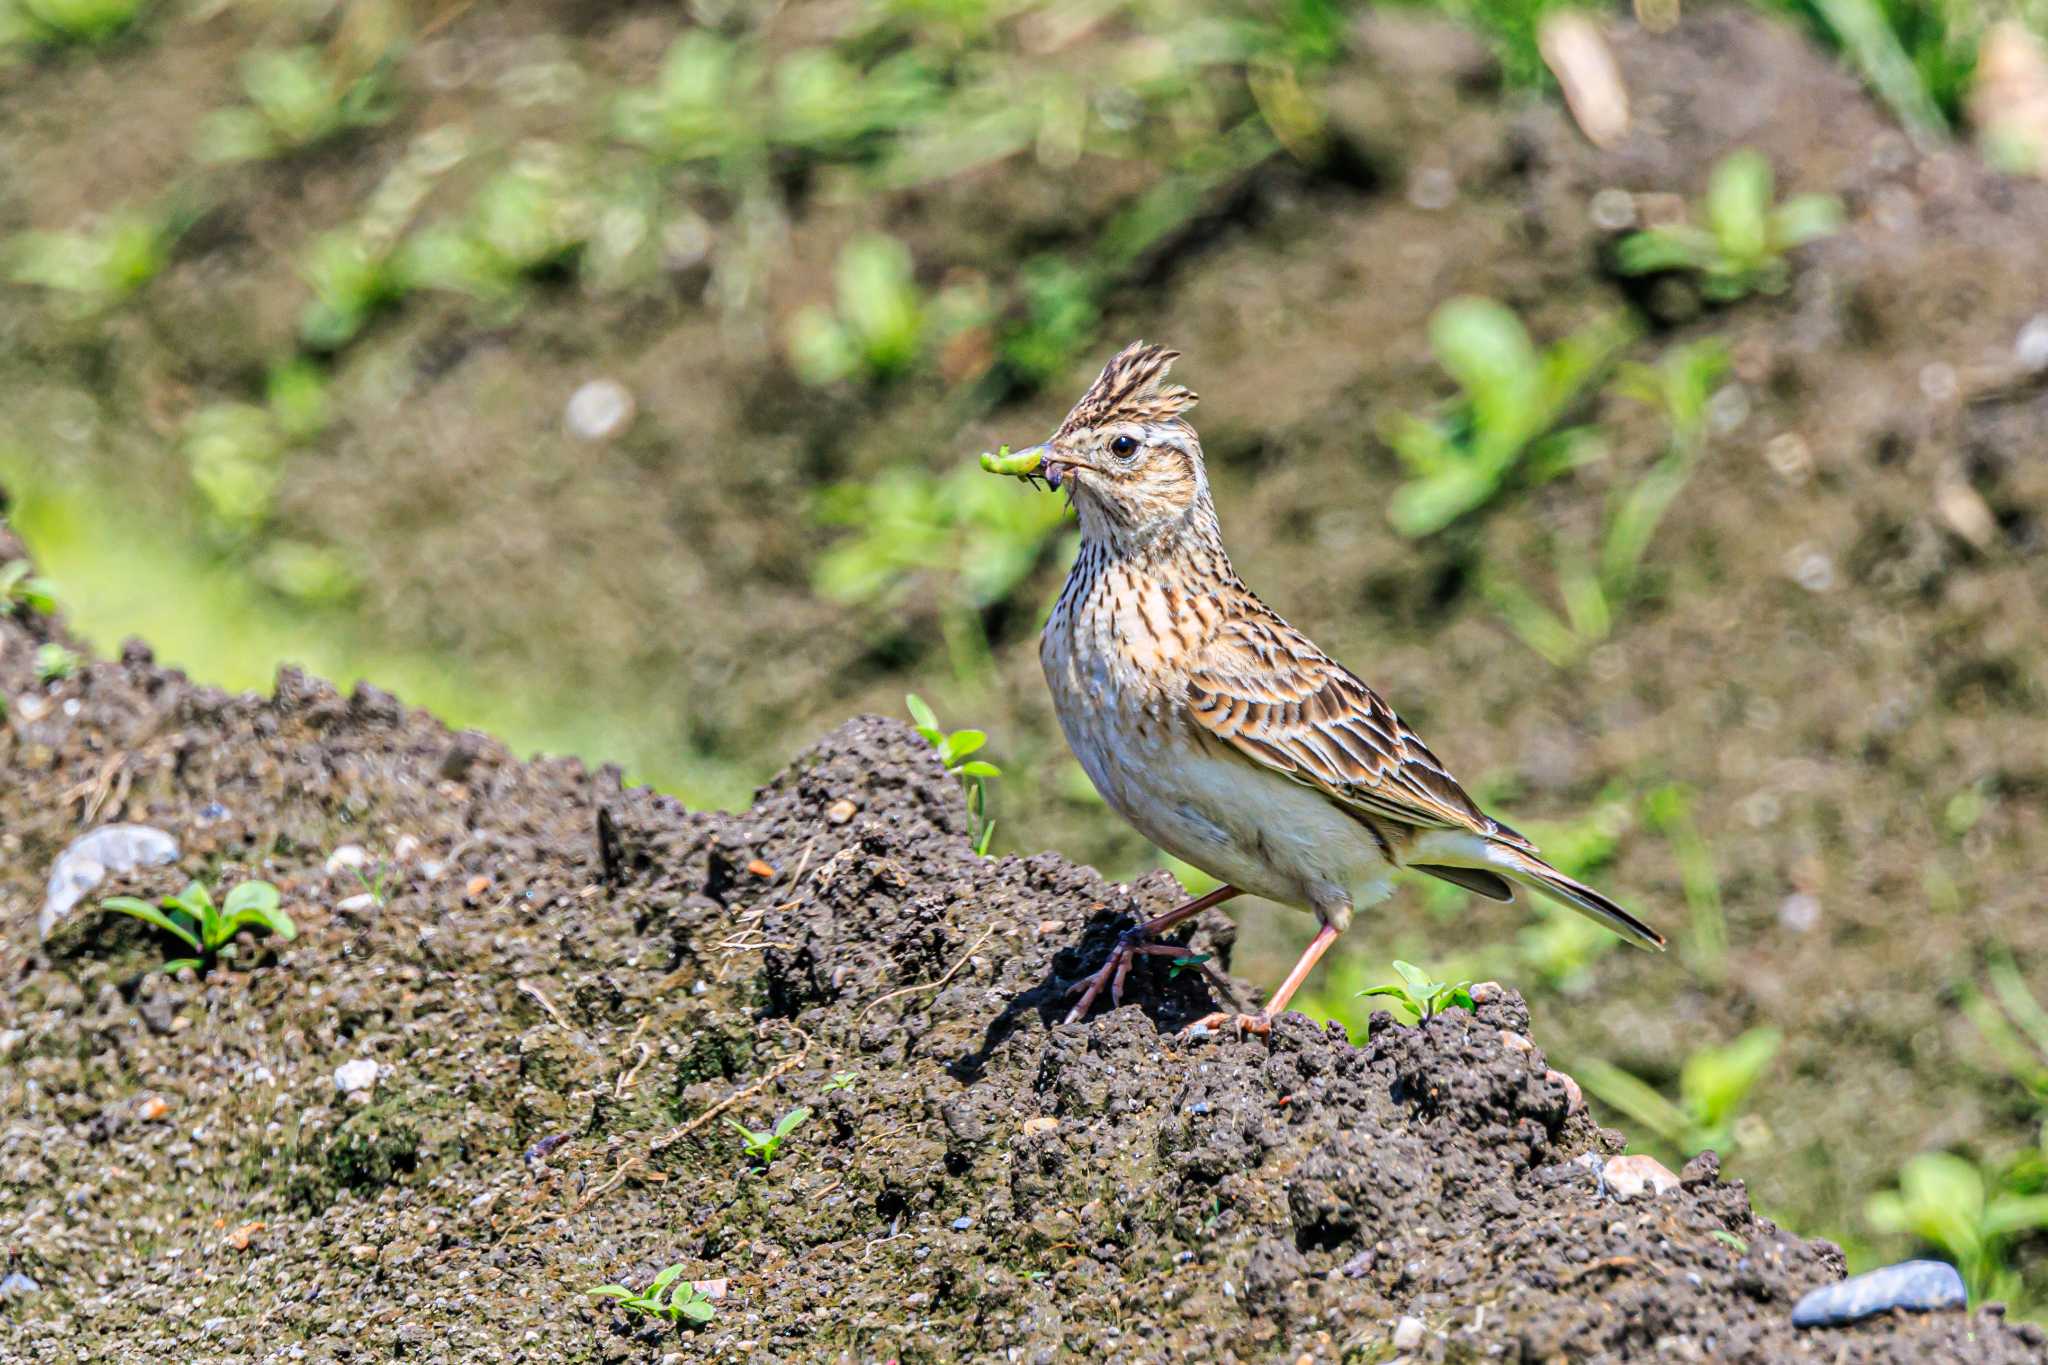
196,45,397,164
1615,148,1842,300
1573,1027,1784,1161
1383,298,1633,538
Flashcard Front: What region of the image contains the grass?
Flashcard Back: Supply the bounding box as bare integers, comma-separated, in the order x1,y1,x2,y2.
1382,297,1634,538
99,878,295,974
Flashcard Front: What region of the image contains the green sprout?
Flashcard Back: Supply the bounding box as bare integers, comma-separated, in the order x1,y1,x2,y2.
0,0,148,48
1571,1027,1781,1160
727,1106,811,1167
1866,1148,2048,1305
1483,339,1729,669
821,1071,858,1093
298,227,411,351
906,694,1002,856
786,233,981,386
34,642,79,682
98,878,297,975
196,45,396,164
1614,148,1841,302
586,1264,717,1326
402,158,595,310
0,559,56,616
815,466,1067,680
7,204,185,315
1357,960,1476,1022
1382,298,1633,538
1167,953,1212,980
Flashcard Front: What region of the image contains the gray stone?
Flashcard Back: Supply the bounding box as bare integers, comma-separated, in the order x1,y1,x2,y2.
41,824,180,939
1392,1315,1425,1350
1791,1259,1966,1328
333,1059,381,1095
0,1271,39,1297
1603,1154,1681,1202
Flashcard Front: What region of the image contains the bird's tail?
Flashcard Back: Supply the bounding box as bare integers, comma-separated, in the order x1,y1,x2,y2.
1410,831,1666,951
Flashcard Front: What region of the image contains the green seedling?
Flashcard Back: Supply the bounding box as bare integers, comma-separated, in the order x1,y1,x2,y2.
196,45,396,164
7,204,185,315
0,0,148,47
787,233,982,386
1357,960,1475,1022
1383,298,1633,537
99,878,296,974
906,694,1002,855
1483,339,1729,668
586,1263,717,1326
821,1071,858,1093
1167,953,1212,980
1866,1148,2048,1305
1614,148,1841,301
815,465,1067,680
1571,1027,1781,1160
34,642,79,682
298,228,411,351
1643,782,1726,982
402,158,595,309
727,1106,810,1167
0,559,56,615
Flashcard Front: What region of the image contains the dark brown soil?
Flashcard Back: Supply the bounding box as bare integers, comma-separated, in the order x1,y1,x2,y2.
2,526,2040,1362
4,0,2048,1308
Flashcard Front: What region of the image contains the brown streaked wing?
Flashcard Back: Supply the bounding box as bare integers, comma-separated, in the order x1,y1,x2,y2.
1184,615,1535,850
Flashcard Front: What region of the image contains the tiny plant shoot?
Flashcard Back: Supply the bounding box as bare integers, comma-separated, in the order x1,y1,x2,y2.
906,694,1002,855
586,1264,717,1326
99,879,296,974
728,1106,810,1167
1358,960,1475,1022
1614,148,1841,301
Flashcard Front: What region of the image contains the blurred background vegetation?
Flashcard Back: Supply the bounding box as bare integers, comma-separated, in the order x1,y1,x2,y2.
5,0,2048,1313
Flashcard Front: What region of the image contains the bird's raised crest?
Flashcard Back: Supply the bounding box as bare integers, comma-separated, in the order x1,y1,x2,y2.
1056,340,1199,436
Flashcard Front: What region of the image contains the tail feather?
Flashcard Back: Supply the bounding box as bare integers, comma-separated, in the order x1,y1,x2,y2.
1410,830,1665,950
1502,852,1665,950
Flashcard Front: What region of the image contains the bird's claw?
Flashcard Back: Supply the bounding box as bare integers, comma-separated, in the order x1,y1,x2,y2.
1062,926,1217,1025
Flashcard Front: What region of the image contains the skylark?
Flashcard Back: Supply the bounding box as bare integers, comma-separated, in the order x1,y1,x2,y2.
987,341,1665,1032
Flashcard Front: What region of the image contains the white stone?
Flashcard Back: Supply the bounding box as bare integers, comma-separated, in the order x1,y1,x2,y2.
565,379,636,441
325,845,370,873
1392,1316,1425,1350
1604,1153,1681,1201
333,1059,381,1095
41,824,181,940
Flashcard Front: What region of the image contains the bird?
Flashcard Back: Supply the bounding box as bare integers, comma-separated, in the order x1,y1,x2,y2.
987,340,1665,1033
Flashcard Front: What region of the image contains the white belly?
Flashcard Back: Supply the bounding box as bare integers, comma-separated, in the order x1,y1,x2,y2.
1042,615,1394,919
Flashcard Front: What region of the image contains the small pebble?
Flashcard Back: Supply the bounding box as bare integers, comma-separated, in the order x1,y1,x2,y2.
325,845,370,874
1604,1153,1681,1201
2016,314,2048,371
136,1094,170,1122
565,379,636,441
336,893,378,913
1545,1068,1583,1114
1791,1259,1966,1328
1021,1116,1059,1136
1779,893,1821,933
825,798,858,824
0,1271,39,1297
333,1059,381,1095
41,824,180,940
1588,187,1636,230
951,1216,974,1231
1392,1316,1425,1350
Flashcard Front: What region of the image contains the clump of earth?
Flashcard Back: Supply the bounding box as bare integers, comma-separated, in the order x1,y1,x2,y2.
1,525,2038,1361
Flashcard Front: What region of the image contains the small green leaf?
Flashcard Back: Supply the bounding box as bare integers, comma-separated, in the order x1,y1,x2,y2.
1392,960,1436,999
939,728,986,763
676,1293,717,1323
586,1285,636,1301
158,957,205,975
99,897,205,954
773,1106,812,1139
957,760,1000,778
647,1263,687,1294
222,880,280,916
905,693,939,733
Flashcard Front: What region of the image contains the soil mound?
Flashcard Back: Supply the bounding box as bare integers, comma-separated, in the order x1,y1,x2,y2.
2,524,2039,1362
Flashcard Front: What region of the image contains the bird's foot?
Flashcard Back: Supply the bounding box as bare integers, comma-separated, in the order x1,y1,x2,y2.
1182,1010,1272,1039
1062,926,1228,1025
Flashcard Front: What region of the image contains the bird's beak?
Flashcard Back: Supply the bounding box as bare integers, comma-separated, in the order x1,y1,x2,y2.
979,443,1089,491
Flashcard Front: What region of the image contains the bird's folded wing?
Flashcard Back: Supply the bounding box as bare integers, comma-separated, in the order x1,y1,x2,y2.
1184,616,1533,849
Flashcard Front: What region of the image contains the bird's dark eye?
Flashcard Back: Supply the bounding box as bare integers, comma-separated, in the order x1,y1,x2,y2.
1110,435,1139,458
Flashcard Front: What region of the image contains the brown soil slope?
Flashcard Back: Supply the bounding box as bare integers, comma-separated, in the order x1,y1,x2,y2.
2,529,2038,1362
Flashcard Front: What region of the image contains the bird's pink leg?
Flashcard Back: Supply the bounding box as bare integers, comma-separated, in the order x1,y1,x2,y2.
1063,884,1242,1024
1187,919,1343,1037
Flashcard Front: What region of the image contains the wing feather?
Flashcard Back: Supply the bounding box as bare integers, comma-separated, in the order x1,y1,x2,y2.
1185,613,1534,850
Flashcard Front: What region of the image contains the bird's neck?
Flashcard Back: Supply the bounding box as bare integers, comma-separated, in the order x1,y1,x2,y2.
1076,494,1231,577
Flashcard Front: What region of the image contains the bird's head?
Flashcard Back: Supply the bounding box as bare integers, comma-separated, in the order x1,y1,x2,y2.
986,341,1215,550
